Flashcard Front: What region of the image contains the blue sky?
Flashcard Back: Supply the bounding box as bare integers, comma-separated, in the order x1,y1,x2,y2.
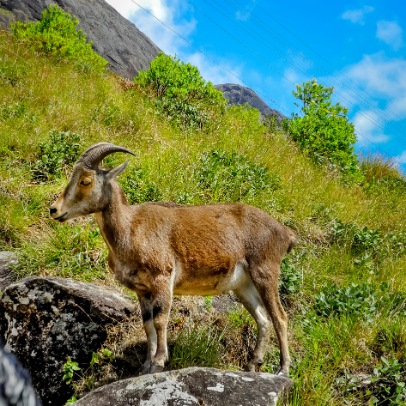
105,0,406,174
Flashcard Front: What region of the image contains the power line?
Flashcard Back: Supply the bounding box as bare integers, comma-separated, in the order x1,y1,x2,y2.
201,0,406,148
127,0,290,116
126,0,405,164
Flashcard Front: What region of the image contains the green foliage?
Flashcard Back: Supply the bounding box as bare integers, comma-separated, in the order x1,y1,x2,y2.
289,79,361,179
360,155,406,196
169,325,224,369
338,357,406,405
313,282,405,324
32,130,81,181
314,283,379,322
195,150,280,202
120,167,162,204
62,358,81,385
11,5,107,73
17,224,106,280
279,258,302,300
134,53,226,128
227,306,254,329
331,220,405,261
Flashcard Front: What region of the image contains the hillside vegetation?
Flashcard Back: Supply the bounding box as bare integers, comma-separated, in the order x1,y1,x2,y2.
0,8,405,405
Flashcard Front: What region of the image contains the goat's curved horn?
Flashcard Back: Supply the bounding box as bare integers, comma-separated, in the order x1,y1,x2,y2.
79,142,135,169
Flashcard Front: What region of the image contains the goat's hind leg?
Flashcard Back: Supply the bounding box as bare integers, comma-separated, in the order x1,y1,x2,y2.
234,278,272,372
250,263,291,376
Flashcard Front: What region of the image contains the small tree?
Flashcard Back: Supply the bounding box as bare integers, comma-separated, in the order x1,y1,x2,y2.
11,5,107,73
289,79,361,179
134,53,226,129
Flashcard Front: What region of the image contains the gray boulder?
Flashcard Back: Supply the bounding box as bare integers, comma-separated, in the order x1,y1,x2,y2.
0,0,161,79
0,277,136,406
0,251,18,291
73,367,292,406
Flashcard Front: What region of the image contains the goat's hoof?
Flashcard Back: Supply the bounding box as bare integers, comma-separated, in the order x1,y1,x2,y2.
149,364,164,374
276,368,289,377
246,360,262,372
140,361,164,375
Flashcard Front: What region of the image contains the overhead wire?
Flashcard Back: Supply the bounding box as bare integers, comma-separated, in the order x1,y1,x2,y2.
127,0,290,116
224,0,406,151
127,0,405,164
203,0,406,148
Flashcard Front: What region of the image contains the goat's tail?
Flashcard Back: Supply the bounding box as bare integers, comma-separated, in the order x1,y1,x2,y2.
286,228,298,254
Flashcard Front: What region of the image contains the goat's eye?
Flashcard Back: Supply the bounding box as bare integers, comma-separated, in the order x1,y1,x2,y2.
80,178,91,186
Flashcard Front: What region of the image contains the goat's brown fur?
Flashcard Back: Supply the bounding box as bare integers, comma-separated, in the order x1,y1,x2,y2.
50,143,296,375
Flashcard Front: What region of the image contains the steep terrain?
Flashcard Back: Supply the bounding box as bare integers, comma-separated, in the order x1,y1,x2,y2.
0,1,286,118
0,7,405,406
0,0,161,79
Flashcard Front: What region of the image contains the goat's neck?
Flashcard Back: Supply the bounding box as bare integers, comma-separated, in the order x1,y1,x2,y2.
94,182,133,254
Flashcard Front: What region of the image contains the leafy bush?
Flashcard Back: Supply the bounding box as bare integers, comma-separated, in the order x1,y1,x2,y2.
0,101,27,120
120,167,162,204
32,130,81,181
11,5,107,73
279,258,302,301
195,149,280,202
314,283,379,323
134,53,226,128
338,357,406,405
330,220,405,260
289,79,361,180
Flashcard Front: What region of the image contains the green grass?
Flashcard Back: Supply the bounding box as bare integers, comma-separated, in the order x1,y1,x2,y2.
0,30,405,405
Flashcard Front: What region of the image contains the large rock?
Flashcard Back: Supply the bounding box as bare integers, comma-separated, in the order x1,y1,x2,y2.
0,251,18,291
0,277,137,406
0,0,161,79
215,83,286,121
73,367,292,406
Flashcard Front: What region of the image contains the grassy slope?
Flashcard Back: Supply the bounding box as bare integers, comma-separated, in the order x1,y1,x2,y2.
0,31,405,404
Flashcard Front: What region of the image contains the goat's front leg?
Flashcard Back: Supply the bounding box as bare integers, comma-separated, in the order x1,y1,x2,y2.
139,275,173,374
139,294,157,374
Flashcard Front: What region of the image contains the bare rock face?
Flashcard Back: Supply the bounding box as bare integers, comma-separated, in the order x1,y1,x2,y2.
73,367,292,406
0,0,161,79
0,277,136,406
215,83,286,121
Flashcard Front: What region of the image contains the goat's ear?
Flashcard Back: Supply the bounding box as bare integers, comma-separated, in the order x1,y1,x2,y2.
106,161,129,180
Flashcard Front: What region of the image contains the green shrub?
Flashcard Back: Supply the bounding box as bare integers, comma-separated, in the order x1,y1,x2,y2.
195,149,280,202
11,5,107,73
32,130,81,181
289,79,361,180
314,283,379,322
134,53,226,128
120,167,162,204
279,258,302,300
330,220,405,259
338,357,406,405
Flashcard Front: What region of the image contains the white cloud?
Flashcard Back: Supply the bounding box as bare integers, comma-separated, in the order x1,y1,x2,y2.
235,0,256,21
396,150,406,164
352,110,389,145
343,53,406,119
105,0,196,56
342,6,374,25
184,52,243,85
376,20,403,51
105,0,168,20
